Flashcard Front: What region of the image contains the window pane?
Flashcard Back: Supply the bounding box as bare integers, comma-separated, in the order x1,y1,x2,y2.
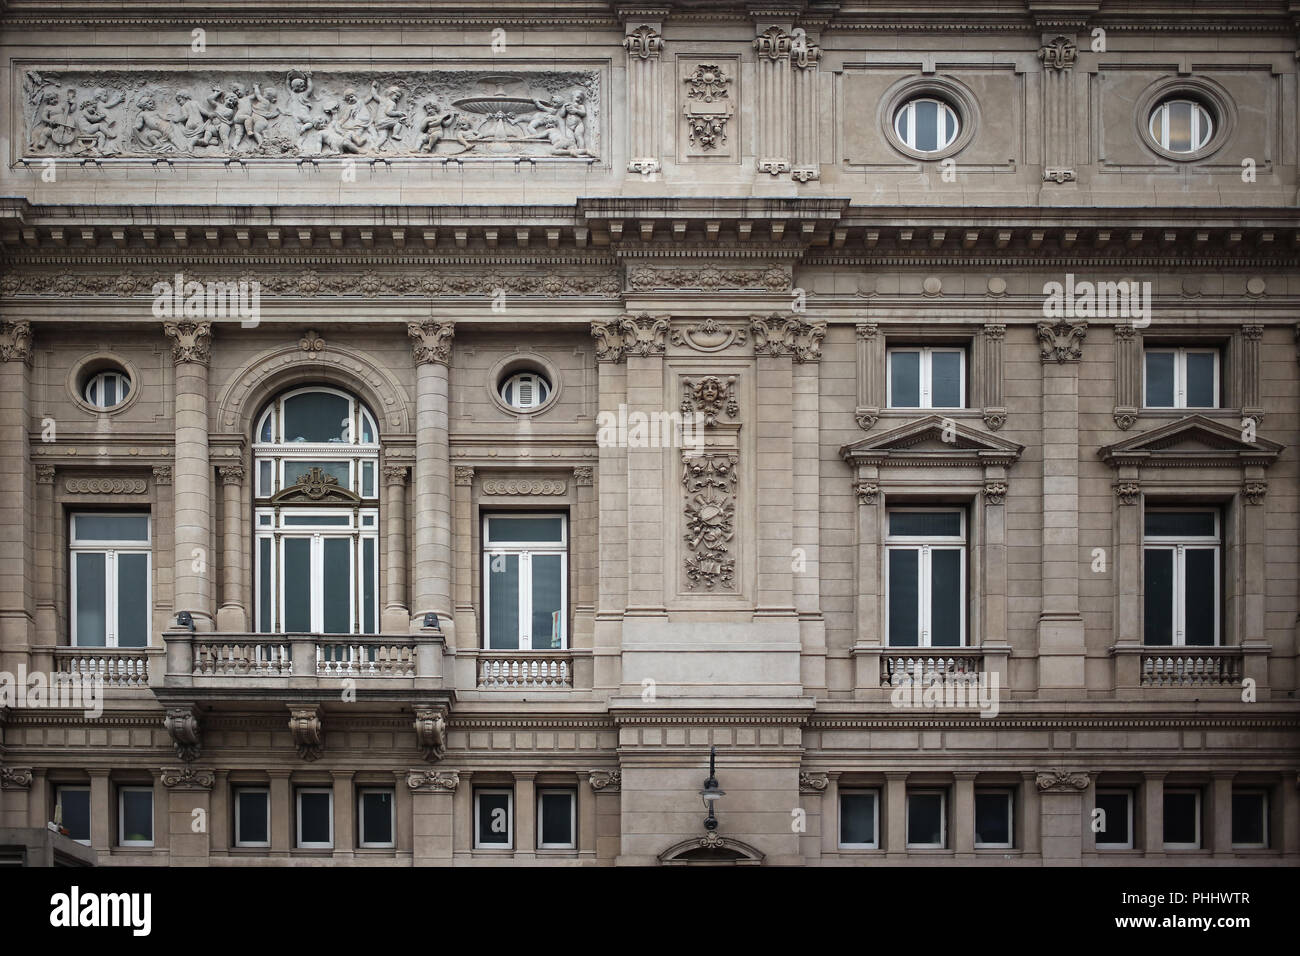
486,516,564,544
907,793,943,845
361,461,375,498
259,412,273,443
361,413,375,443
283,514,350,527
362,538,376,635
103,377,117,405
1231,792,1265,846
282,538,312,632
362,791,393,845
1144,511,1215,538
1163,791,1198,845
322,538,351,634
299,791,331,845
1144,351,1175,407
75,514,149,541
283,460,349,488
889,511,962,537
258,460,272,495
116,552,149,648
930,351,963,407
75,552,107,646
929,548,962,647
975,792,1010,846
237,791,269,845
914,99,938,151
487,553,520,649
888,549,919,647
121,790,153,843
895,108,908,141
539,792,573,846
1143,548,1174,646
1095,793,1130,845
531,554,564,648
889,351,921,407
1166,101,1192,152
1185,352,1216,407
840,792,876,846
283,391,350,443
477,792,511,846
1183,549,1216,646
59,789,90,842
258,538,272,632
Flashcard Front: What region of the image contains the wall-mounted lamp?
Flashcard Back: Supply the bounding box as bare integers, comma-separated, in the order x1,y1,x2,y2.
698,745,725,832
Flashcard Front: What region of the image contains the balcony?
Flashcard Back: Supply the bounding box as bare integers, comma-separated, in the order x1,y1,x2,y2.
53,647,155,689
1110,645,1269,699
475,650,574,689
849,643,1010,701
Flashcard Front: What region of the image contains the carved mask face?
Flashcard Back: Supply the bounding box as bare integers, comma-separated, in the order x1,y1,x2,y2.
700,381,719,402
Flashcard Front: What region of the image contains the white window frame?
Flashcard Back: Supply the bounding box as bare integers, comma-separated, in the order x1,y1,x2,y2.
1149,99,1212,153
295,787,334,849
482,513,569,650
233,787,271,848
1142,509,1220,647
474,788,515,850
837,789,881,850
885,508,967,648
55,785,91,846
1142,347,1219,409
358,788,396,849
536,788,577,850
973,789,1014,849
84,369,131,408
894,97,959,153
1094,789,1135,850
501,370,552,410
253,386,380,500
70,513,151,648
905,789,947,849
1163,788,1202,850
117,786,154,848
886,346,966,409
1231,789,1269,849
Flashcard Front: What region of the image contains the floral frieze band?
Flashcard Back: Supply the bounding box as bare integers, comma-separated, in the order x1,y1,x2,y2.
21,68,600,160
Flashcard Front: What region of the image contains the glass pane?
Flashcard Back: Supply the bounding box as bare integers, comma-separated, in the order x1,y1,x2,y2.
1095,793,1130,845
889,351,921,407
103,377,117,405
888,549,919,647
361,461,375,498
975,792,1010,845
930,351,962,407
120,377,130,398
895,107,908,141
477,792,511,846
362,791,393,845
1184,549,1217,646
531,554,563,648
258,538,272,632
74,514,149,542
1185,352,1216,407
259,411,273,443
322,538,351,634
907,793,942,845
539,792,573,846
361,412,375,444
889,511,962,538
1143,548,1174,646
59,789,90,842
283,514,350,526
929,548,962,647
238,791,269,844
75,552,107,646
299,792,331,845
943,106,956,145
258,460,272,496
1166,101,1192,152
914,99,938,151
362,539,376,635
1144,511,1215,538
1163,792,1198,845
121,790,153,843
1149,109,1162,142
1231,793,1265,846
116,552,149,648
283,538,312,632
1144,351,1175,407
840,792,876,846
487,553,520,649
486,516,565,544
283,391,350,443
282,460,349,488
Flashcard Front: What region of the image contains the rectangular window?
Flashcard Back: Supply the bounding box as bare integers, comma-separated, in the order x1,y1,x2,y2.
55,786,91,845
482,514,568,650
974,790,1014,849
234,788,270,848
536,789,576,850
474,788,514,849
1094,790,1134,849
1143,348,1219,408
887,347,965,409
70,513,151,648
1143,510,1220,646
1231,790,1268,848
1163,789,1201,849
358,789,395,849
838,790,880,849
296,788,333,849
886,509,966,647
118,787,153,847
906,790,946,848
256,509,379,635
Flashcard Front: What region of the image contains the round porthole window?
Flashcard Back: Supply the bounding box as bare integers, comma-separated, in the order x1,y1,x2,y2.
83,369,131,409
500,370,551,410
894,97,960,153
1148,98,1213,154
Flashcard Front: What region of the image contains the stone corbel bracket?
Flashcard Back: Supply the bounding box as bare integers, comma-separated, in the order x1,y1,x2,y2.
589,769,622,792
1036,769,1091,793
0,765,34,790
288,705,324,761
160,766,215,790
413,705,450,763
407,769,460,791
163,704,201,762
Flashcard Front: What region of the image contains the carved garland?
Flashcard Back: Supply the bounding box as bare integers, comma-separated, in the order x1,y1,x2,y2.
682,452,738,591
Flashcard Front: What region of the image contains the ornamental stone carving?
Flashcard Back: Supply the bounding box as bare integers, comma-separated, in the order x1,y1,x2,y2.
682,452,738,591
624,26,665,59
413,707,449,762
683,64,733,150
791,30,822,70
21,68,600,160
1037,320,1087,363
799,771,829,793
151,465,173,485
299,329,324,353
589,769,622,792
1038,36,1078,71
409,320,455,365
753,26,793,60
750,314,826,363
573,466,594,486
681,375,739,427
1243,480,1267,505
288,706,324,761
160,766,215,790
35,466,56,484
983,481,1008,504
1113,410,1139,430
626,265,790,294
218,465,245,486
64,477,147,494
591,313,669,362
385,465,411,486
1036,769,1090,792
163,706,201,762
982,410,1008,431
671,318,749,353
1115,481,1141,505
481,479,568,496
855,410,879,430
407,769,460,791
0,766,34,790
855,480,879,505
163,319,211,365
0,321,33,364
453,466,474,486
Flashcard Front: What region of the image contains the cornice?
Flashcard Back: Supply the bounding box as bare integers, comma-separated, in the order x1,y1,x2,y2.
807,714,1300,730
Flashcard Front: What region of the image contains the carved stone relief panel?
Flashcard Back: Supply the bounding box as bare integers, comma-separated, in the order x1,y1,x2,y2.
682,451,739,591
677,57,738,163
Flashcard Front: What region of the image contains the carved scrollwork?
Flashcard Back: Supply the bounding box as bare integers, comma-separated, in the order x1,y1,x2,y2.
682,452,738,591
64,477,147,494
1036,769,1090,792
407,769,460,791
1038,36,1078,71
751,314,826,363
855,410,880,431
1037,320,1087,363
983,481,1008,504
1242,480,1267,505
1113,409,1138,430
481,479,568,496
0,766,34,790
624,26,664,59
0,321,33,364
589,769,622,792
163,706,202,762
753,26,793,60
982,409,1007,431
408,319,455,365
799,771,828,793
855,480,879,505
163,319,211,365
299,329,324,353
591,313,669,362
681,375,739,427
1115,481,1141,505
160,766,215,790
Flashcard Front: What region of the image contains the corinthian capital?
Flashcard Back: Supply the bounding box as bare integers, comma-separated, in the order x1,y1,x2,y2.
408,320,455,365
0,321,32,364
163,320,212,365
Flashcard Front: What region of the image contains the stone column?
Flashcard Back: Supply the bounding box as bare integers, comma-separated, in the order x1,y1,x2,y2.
88,769,111,853
1142,771,1166,858
32,465,56,675
979,324,1007,430
980,471,1012,686
1112,324,1140,430
1020,772,1041,856
450,769,473,860
954,772,976,857
591,328,628,693
1036,320,1087,693
1037,35,1079,186
1036,770,1089,864
0,321,34,673
210,770,229,856
332,770,354,860
794,351,825,695
407,321,454,641
624,317,668,615
754,347,795,616
791,30,823,182
216,465,246,631
165,320,214,630
382,465,410,632
578,772,598,861
753,24,793,176
623,22,665,175
573,466,597,690
151,466,175,643
514,772,536,859
1211,772,1234,857
451,465,476,657
268,769,291,857
1239,324,1264,425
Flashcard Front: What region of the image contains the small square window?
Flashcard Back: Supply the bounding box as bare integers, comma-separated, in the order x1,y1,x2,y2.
358,789,395,848
118,787,154,847
537,789,576,849
475,789,514,849
296,788,333,849
1231,790,1268,848
1143,348,1218,409
55,786,91,845
234,788,270,848
887,347,966,409
1163,789,1201,849
1094,790,1133,849
974,790,1013,849
906,790,946,848
838,790,879,849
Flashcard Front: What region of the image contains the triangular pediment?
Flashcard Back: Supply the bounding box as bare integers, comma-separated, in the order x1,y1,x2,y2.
1099,415,1283,468
840,415,1024,466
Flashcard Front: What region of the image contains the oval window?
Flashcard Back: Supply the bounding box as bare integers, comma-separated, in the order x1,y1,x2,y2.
1148,99,1213,153
500,370,551,410
84,370,131,408
894,97,959,153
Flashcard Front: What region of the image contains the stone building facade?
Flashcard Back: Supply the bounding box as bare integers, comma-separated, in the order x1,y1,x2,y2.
0,0,1297,866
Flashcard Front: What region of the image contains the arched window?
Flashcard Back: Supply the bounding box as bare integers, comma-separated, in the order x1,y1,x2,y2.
253,387,380,635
